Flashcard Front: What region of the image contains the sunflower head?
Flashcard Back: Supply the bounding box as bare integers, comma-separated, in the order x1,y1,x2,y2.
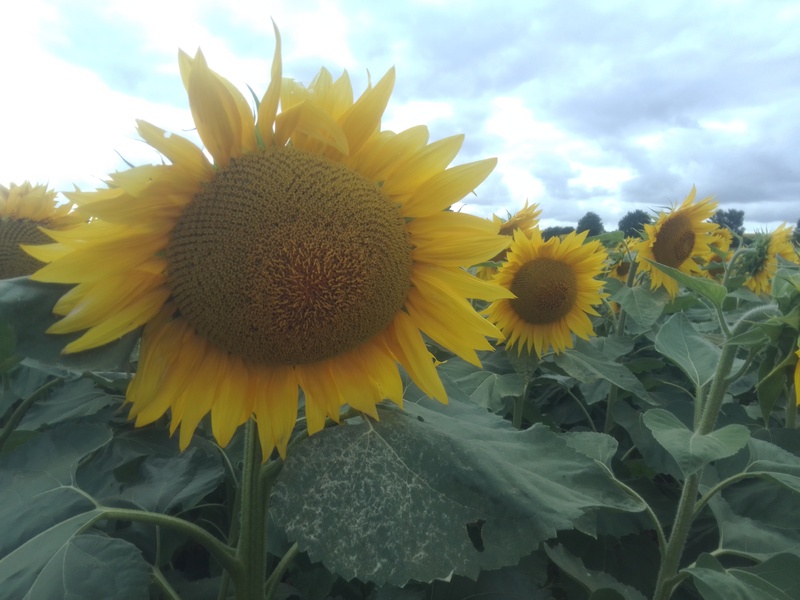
476,201,542,280
742,224,799,295
633,186,718,297
26,28,512,459
1,182,79,279
485,228,608,357
606,237,637,284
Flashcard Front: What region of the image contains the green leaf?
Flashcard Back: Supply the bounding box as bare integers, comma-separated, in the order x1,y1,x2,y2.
19,377,121,430
24,534,150,600
643,409,749,477
270,399,643,586
0,423,111,598
654,312,720,388
708,495,800,561
608,285,669,329
554,342,653,405
544,544,647,600
645,259,728,307
0,277,138,371
686,552,800,600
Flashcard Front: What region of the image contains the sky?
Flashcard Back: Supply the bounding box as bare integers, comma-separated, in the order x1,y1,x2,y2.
1,0,799,232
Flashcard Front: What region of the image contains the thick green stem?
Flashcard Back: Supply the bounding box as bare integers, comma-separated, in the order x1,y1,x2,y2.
234,419,267,600
0,376,64,451
512,394,524,429
653,306,766,599
653,474,701,600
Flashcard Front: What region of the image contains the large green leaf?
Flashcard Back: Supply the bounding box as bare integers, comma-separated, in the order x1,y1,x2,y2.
0,424,111,598
18,377,122,430
554,342,653,405
608,285,669,329
24,534,150,600
544,544,647,600
654,312,721,388
643,409,749,478
0,277,138,371
685,552,800,600
646,260,728,307
708,495,800,561
270,399,643,586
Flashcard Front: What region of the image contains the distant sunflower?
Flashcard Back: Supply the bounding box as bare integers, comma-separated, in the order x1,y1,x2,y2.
634,186,718,297
743,224,799,295
1,182,79,279
606,237,637,284
476,202,541,280
26,29,511,458
485,228,607,357
700,226,734,279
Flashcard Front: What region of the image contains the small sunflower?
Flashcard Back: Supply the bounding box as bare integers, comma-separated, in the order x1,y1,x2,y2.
742,224,799,295
1,182,79,279
476,201,541,280
485,228,607,357
25,29,512,458
633,186,718,297
606,237,637,284
699,226,734,280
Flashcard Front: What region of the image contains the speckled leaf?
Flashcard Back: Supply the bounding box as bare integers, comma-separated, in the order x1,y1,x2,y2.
646,260,728,307
270,399,643,586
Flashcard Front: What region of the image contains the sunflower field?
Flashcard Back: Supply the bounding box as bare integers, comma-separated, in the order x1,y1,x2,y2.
2,30,800,600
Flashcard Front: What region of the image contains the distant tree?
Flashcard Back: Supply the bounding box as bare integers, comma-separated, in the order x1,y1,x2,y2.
710,208,745,237
617,209,652,238
541,226,575,241
576,212,605,237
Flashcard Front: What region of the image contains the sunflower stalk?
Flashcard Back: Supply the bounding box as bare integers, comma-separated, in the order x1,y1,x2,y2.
652,310,754,600
603,261,639,434
233,418,269,600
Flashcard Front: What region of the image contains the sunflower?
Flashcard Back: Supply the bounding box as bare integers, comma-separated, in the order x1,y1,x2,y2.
742,224,799,295
485,228,607,357
476,201,541,280
698,225,734,280
606,237,637,284
1,182,79,279
633,186,718,297
25,29,512,458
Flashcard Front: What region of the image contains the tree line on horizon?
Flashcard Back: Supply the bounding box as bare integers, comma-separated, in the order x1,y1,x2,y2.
541,208,800,244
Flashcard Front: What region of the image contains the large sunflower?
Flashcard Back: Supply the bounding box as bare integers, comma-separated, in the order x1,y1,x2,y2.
633,187,718,297
485,228,607,357
1,182,79,278
25,30,512,458
742,224,799,295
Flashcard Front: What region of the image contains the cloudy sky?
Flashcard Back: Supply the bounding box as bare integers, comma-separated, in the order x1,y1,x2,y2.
1,0,799,232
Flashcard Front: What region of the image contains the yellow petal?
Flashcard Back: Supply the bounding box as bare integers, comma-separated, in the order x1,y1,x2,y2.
337,68,395,156
401,158,497,217
296,361,341,435
385,311,447,402
253,364,298,459
185,49,243,166
381,135,464,195
274,101,349,155
257,21,282,147
62,287,170,353
211,354,252,447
